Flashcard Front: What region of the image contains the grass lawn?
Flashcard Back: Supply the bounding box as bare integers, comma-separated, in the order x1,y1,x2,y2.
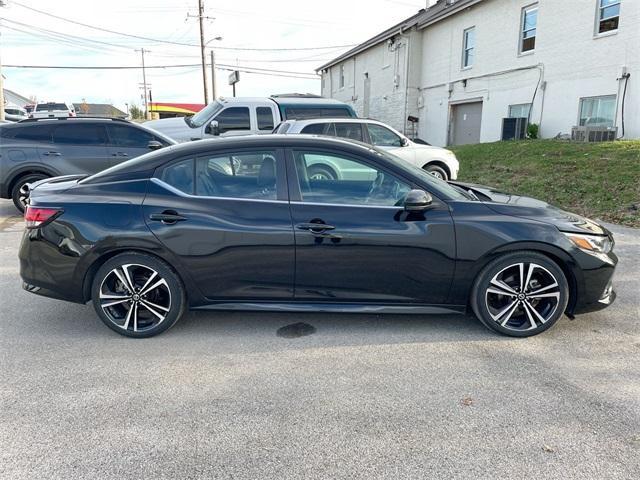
451,140,640,228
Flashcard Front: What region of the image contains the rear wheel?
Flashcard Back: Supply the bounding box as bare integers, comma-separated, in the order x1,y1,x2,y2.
91,252,186,338
471,252,569,337
11,173,48,213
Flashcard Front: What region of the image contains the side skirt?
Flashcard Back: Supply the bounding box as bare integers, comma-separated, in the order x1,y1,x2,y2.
192,302,467,315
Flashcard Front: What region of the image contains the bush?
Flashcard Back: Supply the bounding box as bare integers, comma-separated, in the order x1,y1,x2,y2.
527,123,539,139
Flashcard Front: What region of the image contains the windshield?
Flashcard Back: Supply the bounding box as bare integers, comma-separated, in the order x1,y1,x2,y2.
188,101,224,128
373,147,470,201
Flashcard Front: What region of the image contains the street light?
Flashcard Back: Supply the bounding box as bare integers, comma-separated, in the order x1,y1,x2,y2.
205,37,222,101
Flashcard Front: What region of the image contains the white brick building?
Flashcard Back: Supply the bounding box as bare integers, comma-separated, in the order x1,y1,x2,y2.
318,0,639,146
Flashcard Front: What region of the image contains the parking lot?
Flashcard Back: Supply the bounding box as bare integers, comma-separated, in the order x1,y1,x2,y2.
0,198,639,479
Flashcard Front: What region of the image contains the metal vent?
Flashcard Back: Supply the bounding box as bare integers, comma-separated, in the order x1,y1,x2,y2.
571,126,617,142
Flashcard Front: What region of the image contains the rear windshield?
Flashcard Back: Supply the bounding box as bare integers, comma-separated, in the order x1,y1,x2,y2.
36,103,69,111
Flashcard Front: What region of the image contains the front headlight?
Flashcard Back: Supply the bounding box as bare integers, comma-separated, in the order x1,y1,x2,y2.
563,232,612,254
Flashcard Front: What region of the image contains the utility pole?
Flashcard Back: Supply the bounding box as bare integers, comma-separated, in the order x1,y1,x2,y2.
0,0,7,122
135,48,150,120
198,0,208,105
210,50,216,100
188,1,215,105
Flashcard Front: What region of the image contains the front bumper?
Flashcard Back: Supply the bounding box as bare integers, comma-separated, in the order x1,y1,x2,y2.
570,247,617,316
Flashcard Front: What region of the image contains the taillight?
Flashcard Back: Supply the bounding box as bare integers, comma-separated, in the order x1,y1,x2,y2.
24,206,62,228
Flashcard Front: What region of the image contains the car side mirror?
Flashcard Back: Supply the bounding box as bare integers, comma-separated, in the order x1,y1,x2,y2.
147,140,164,150
401,137,410,147
404,189,433,211
206,120,220,136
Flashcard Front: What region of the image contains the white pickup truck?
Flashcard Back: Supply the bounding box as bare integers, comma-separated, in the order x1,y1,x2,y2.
145,95,357,143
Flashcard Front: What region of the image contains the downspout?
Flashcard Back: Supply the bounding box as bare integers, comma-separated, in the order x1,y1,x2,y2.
400,27,411,136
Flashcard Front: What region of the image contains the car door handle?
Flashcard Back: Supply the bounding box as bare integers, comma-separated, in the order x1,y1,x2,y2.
149,211,187,224
43,151,61,156
296,222,335,232
112,152,129,157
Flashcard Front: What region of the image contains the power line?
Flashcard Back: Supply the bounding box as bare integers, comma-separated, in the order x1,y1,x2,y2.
2,63,319,80
10,1,356,51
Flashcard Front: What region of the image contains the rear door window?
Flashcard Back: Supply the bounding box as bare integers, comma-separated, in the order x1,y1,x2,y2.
52,124,107,145
216,107,250,133
256,107,275,131
334,123,364,142
107,124,157,147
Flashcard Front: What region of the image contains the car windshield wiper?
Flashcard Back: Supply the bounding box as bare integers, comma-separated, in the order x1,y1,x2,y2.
449,183,478,201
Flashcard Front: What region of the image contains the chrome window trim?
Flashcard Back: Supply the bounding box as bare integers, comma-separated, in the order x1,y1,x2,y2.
150,178,288,204
289,200,402,210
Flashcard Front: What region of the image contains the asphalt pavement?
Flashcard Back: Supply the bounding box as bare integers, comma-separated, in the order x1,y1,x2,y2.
0,198,638,479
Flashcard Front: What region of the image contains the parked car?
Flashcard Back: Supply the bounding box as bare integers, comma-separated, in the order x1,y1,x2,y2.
275,118,459,180
20,135,616,339
144,95,356,143
0,117,175,211
4,105,28,122
30,101,76,119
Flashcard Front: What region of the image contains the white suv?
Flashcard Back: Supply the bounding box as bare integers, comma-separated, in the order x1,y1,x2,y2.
30,102,76,119
275,118,459,180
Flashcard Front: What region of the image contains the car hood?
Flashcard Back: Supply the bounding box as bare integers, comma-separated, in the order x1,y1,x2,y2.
450,181,608,236
409,143,453,156
143,117,193,142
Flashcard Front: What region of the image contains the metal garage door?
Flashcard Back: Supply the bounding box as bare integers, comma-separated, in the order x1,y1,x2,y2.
451,102,483,145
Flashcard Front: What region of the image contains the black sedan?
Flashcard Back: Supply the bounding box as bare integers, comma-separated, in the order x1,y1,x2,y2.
19,136,617,338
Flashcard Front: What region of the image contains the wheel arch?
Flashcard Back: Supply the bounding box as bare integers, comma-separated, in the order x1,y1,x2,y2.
467,241,579,316
421,159,451,178
6,165,59,197
81,247,192,304
307,161,341,180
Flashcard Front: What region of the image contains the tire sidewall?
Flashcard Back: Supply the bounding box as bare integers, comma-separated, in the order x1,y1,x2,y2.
308,164,337,181
471,252,569,337
12,174,48,212
424,164,448,181
91,252,186,338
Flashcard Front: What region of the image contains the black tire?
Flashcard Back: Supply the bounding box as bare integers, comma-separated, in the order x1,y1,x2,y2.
11,173,48,213
423,164,449,181
470,251,569,337
308,164,337,181
91,252,186,338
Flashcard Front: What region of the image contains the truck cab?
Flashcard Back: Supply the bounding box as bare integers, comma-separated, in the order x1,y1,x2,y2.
144,96,356,143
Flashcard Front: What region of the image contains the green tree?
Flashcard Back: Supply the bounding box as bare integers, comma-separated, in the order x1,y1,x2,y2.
129,103,144,120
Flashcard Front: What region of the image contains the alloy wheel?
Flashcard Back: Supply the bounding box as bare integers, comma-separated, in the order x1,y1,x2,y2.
484,262,561,332
99,263,171,333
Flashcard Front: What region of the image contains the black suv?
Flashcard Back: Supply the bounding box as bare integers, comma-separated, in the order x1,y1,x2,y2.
0,117,175,211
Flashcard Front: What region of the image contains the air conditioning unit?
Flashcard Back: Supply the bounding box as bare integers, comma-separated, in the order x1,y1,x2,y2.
571,126,617,142
502,117,527,141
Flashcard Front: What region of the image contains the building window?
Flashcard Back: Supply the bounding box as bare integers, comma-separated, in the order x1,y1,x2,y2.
520,5,538,53
462,27,475,68
597,0,621,34
509,103,532,118
579,95,617,126
339,64,345,88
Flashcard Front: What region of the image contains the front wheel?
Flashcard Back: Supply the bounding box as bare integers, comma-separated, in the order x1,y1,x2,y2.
470,252,569,337
423,164,449,181
91,252,186,338
308,164,337,181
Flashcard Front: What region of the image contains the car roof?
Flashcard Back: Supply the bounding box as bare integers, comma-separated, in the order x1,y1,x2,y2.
83,134,382,180
282,118,385,126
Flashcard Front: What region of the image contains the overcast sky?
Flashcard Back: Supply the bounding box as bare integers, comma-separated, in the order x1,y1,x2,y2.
1,0,432,112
